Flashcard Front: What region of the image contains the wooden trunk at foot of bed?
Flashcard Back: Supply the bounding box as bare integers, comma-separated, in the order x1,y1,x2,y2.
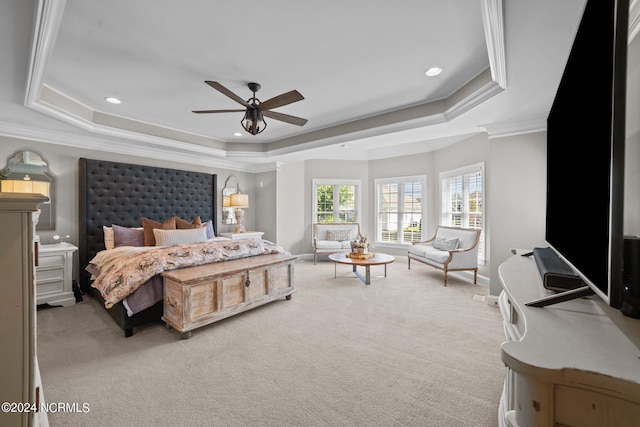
162,254,297,337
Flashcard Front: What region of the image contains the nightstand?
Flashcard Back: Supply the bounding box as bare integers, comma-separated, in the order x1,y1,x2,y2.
218,231,264,240
36,243,78,306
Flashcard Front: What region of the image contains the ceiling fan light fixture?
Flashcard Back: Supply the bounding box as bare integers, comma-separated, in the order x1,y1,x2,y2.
193,81,306,136
241,108,266,135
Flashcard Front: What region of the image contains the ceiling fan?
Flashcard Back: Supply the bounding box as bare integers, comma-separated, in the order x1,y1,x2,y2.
192,81,308,135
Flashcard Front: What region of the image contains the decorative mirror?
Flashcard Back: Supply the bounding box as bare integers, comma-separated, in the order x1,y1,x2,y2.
0,150,55,230
222,175,239,224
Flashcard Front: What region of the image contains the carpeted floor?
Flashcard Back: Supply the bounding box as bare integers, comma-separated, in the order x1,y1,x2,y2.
37,257,505,427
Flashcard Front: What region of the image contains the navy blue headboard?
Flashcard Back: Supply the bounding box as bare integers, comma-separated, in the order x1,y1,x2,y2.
78,158,217,291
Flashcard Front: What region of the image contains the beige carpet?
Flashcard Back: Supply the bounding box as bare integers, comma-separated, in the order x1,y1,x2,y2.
37,257,505,427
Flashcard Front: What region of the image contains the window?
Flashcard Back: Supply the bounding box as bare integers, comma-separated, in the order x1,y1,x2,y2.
440,163,484,262
375,175,426,245
312,179,360,223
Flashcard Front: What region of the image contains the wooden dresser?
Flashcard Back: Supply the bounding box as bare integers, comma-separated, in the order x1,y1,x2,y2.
162,253,296,338
0,193,50,427
498,252,640,427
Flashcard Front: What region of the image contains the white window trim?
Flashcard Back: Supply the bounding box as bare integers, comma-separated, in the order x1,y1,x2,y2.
312,179,361,224
439,162,485,265
374,175,427,249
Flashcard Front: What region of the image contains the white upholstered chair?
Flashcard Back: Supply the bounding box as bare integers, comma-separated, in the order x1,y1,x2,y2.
408,226,480,286
312,223,361,264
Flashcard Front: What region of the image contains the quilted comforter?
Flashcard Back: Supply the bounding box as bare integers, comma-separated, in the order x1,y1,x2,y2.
87,238,288,308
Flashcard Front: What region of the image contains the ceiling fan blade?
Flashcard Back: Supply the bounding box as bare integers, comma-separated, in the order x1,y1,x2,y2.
262,110,308,126
192,109,246,114
258,90,304,111
205,81,251,108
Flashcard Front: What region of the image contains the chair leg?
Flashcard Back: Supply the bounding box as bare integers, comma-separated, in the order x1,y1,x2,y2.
314,253,316,265
443,270,448,287
408,257,411,269
473,270,477,284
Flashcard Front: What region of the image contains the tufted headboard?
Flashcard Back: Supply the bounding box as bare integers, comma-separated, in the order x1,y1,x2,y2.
78,158,217,291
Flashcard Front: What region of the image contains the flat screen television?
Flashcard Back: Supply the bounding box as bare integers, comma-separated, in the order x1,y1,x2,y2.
533,0,628,309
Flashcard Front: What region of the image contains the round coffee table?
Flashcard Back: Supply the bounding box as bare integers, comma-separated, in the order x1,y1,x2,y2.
328,252,395,285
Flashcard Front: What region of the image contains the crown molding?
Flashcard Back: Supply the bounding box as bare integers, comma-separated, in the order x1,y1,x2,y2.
25,0,66,107
480,116,547,138
0,120,258,172
482,0,507,89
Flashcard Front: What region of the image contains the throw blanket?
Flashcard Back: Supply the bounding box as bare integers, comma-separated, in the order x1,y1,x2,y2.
88,239,288,308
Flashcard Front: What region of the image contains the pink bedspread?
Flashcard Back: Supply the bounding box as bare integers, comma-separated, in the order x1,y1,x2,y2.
88,239,288,308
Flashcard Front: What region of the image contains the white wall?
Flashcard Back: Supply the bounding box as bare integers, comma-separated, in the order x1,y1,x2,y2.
276,161,305,254
254,170,277,242
488,132,548,297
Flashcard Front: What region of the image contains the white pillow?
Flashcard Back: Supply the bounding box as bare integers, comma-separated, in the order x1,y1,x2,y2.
103,226,115,250
433,237,459,251
153,227,208,246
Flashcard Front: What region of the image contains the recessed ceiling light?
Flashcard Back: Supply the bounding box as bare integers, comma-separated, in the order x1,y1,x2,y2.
105,97,121,104
425,67,443,77
233,132,242,137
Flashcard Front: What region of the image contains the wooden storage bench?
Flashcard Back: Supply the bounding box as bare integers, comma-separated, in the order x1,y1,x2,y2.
162,254,297,338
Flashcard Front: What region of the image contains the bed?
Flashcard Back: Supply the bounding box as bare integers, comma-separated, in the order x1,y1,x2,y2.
79,158,261,337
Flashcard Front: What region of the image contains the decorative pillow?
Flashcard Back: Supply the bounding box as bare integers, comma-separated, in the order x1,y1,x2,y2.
174,216,202,229
202,219,215,239
112,224,145,247
433,237,459,251
141,217,177,246
153,227,208,246
103,225,115,250
326,229,352,241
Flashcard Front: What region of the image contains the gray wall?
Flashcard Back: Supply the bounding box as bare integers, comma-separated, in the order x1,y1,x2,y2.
625,34,640,238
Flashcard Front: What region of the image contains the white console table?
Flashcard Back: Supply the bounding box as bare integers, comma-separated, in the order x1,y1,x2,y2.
498,252,640,427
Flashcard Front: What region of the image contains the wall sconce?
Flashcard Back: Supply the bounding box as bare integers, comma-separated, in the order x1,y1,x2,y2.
229,193,249,233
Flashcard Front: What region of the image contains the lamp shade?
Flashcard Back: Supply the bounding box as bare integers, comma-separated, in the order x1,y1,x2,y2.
229,193,249,208
223,195,231,207
1,177,50,197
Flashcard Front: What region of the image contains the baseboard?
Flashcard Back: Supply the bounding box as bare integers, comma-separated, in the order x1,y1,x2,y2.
448,270,490,287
